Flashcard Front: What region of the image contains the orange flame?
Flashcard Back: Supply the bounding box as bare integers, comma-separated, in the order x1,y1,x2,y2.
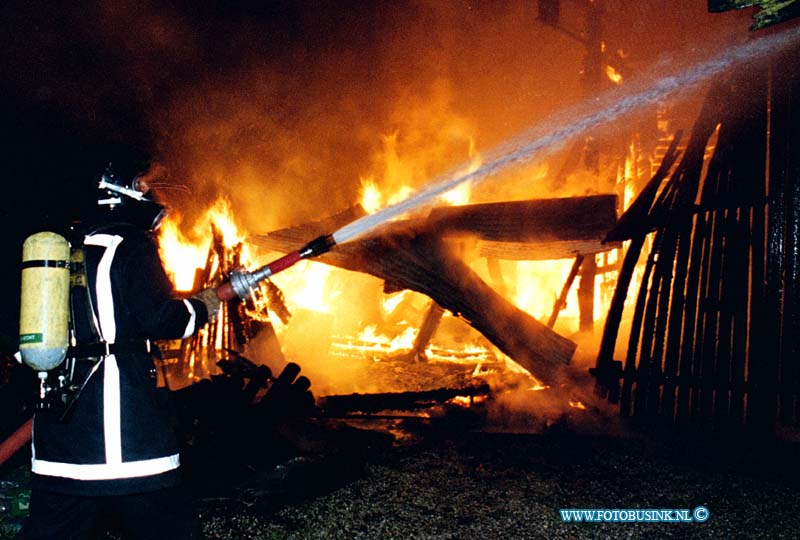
157,218,210,291
158,197,251,292
605,64,624,85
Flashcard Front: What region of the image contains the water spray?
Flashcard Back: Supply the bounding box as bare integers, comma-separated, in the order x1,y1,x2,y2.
216,24,800,302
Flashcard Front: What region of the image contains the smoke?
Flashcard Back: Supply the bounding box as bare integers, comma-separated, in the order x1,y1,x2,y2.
2,1,754,227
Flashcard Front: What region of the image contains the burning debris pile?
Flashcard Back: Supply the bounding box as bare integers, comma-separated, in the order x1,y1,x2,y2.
157,220,290,385
149,178,630,441
144,5,800,433
249,194,622,386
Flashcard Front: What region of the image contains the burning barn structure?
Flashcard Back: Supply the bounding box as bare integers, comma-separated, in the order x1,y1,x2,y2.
143,11,800,437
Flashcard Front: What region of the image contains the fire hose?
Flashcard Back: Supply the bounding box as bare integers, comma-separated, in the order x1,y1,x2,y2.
0,418,32,467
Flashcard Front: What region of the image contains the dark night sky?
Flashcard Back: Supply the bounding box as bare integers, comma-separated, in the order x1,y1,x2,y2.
0,0,398,346
0,0,755,349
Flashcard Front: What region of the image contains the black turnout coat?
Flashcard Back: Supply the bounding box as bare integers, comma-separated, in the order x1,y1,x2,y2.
30,223,209,496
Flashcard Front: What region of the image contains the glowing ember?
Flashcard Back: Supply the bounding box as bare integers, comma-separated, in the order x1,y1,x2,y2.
449,395,486,407
353,325,418,354
425,344,495,364
605,64,624,85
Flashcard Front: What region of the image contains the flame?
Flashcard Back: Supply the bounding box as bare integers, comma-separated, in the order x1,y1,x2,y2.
512,259,582,321
330,325,419,358
157,218,210,291
158,197,250,292
359,111,481,213
359,177,383,214
605,64,624,85
153,89,680,409
441,138,481,206
204,198,246,246
441,180,472,206
382,290,413,316
449,395,487,407
358,325,417,352
286,260,339,314
357,131,416,214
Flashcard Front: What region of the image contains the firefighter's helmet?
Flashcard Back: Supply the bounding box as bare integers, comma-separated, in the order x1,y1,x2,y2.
96,160,166,231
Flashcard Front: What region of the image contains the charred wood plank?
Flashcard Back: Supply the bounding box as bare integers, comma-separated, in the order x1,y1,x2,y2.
410,302,446,361
317,384,491,415
352,229,577,380
253,196,620,268
593,133,682,405
625,179,679,419
427,195,618,243
428,195,621,260
722,69,767,426
578,254,597,333
764,47,800,427
658,99,726,426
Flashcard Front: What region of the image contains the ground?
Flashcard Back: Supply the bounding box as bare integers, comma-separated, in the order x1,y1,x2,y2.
3,399,800,540
190,417,800,540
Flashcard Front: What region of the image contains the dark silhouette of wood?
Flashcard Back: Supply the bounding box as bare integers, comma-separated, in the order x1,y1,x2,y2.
317,384,491,415
548,255,584,329
597,54,800,433
409,302,446,362
592,132,683,405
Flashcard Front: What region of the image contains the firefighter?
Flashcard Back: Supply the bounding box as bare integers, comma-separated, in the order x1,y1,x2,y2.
18,155,219,540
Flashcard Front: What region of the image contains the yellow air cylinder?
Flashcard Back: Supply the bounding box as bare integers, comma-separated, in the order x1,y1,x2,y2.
19,232,71,371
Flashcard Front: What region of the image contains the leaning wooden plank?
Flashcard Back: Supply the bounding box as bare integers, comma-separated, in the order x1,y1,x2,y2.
593,133,683,403
346,227,577,381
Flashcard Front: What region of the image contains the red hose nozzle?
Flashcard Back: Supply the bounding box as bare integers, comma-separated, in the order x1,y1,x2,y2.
216,234,336,301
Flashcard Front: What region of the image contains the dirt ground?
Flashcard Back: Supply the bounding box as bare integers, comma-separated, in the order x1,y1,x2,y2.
187,414,800,540
3,392,800,540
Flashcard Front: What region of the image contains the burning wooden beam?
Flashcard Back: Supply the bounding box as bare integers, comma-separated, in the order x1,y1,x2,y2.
252,196,620,269
345,228,577,382
248,196,621,383
426,194,620,260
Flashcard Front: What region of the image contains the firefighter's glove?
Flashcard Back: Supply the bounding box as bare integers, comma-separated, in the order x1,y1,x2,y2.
193,287,221,321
